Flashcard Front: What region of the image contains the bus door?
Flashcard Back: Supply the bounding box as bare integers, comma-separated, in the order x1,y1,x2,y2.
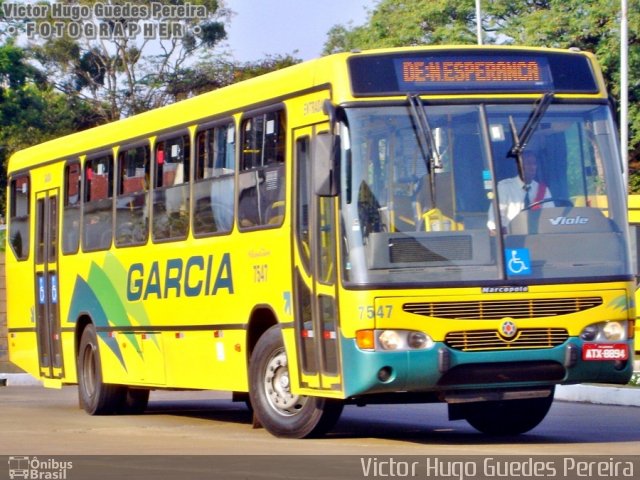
292,127,342,392
34,189,64,379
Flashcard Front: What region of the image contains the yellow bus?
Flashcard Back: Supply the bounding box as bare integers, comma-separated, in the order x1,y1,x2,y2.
6,46,634,438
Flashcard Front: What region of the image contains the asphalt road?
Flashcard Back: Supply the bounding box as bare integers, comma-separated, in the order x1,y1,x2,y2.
1,385,639,456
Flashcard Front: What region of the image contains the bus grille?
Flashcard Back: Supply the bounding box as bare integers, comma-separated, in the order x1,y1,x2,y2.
403,297,602,320
445,328,569,351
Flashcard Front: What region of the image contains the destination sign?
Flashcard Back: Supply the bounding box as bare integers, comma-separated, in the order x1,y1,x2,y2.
348,49,599,96
397,58,547,87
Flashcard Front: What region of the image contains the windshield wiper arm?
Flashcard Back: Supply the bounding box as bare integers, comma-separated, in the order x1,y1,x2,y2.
407,93,441,207
508,92,554,180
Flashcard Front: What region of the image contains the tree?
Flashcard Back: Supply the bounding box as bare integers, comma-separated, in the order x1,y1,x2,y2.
324,0,478,53
224,53,302,83
165,53,302,100
0,40,101,215
18,0,229,121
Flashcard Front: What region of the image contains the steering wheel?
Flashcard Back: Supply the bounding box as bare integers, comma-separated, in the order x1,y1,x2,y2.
523,197,573,211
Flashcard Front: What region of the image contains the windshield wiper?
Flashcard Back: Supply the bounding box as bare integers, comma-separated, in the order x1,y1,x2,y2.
407,93,441,208
508,92,554,180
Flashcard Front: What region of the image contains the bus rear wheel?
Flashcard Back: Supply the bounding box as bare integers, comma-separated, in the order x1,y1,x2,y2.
77,324,125,415
249,326,343,438
121,388,150,414
462,390,554,435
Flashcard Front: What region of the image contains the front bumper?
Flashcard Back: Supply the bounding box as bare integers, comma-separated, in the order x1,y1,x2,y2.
340,336,633,398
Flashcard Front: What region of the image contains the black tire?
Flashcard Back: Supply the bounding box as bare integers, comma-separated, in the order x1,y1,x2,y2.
120,388,150,414
463,389,554,435
249,326,343,438
77,324,125,415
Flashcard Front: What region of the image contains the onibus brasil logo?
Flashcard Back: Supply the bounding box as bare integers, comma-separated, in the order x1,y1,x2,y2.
8,457,73,480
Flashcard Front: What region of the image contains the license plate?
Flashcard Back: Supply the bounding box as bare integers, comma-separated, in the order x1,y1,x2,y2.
582,343,629,361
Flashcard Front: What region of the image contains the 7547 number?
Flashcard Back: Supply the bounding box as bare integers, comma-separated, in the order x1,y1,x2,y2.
359,305,393,320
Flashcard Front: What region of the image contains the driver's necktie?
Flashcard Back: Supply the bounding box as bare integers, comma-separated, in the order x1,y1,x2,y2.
523,184,531,208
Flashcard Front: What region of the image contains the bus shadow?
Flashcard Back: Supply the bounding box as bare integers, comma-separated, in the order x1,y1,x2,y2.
326,402,640,446
142,397,640,446
145,397,254,427
328,415,566,446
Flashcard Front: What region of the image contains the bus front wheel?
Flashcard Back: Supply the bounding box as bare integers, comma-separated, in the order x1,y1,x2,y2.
462,389,554,435
249,326,343,438
77,324,125,415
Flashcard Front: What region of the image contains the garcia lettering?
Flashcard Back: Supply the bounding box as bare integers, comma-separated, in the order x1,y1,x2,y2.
127,253,234,301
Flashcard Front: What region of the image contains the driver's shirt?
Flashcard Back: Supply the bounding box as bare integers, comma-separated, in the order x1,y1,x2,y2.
487,176,552,231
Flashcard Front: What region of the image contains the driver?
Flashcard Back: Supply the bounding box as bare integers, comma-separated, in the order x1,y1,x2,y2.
487,150,553,232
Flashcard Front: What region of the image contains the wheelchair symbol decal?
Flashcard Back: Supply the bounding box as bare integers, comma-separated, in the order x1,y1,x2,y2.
505,248,531,276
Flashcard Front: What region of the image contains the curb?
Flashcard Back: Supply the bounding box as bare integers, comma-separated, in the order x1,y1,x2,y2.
0,373,42,386
555,384,640,407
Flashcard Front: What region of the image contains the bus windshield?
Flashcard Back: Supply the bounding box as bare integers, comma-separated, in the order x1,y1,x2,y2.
339,102,631,286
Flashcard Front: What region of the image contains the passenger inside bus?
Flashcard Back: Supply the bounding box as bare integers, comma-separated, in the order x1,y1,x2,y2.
153,137,190,240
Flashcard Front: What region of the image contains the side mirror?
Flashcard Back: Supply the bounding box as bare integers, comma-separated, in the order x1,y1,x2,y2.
314,100,342,197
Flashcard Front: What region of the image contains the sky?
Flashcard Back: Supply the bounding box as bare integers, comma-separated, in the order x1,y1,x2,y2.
224,0,373,62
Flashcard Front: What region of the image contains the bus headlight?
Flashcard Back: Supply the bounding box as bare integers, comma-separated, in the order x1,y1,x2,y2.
356,330,434,351
378,330,402,350
580,325,599,341
580,321,628,342
408,331,431,349
602,322,625,341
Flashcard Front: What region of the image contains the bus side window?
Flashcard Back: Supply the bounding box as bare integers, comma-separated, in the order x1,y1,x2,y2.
62,161,81,254
83,154,114,251
238,108,286,229
194,121,235,235
116,145,150,247
152,134,190,241
8,175,30,260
